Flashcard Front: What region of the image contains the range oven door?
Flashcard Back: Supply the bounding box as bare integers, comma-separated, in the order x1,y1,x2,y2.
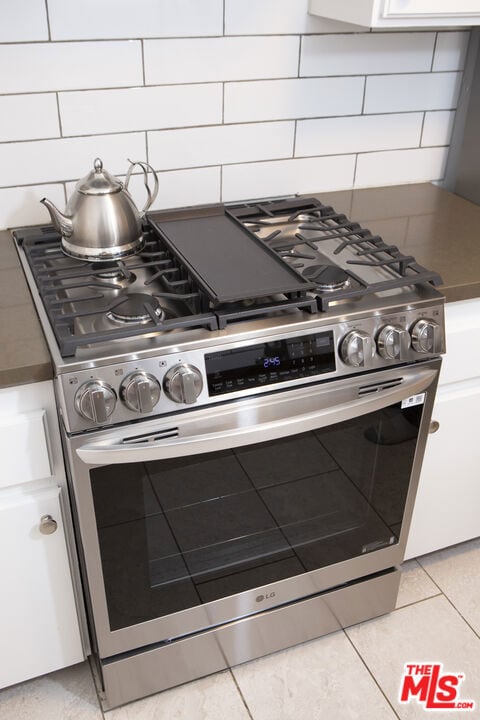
65,359,440,660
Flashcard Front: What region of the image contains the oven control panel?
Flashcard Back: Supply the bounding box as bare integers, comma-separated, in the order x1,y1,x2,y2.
205,330,335,397
58,301,445,433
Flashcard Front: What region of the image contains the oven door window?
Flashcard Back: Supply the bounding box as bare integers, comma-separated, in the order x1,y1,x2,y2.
91,402,422,631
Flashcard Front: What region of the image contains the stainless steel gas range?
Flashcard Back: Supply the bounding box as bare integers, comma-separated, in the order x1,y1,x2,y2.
14,196,445,709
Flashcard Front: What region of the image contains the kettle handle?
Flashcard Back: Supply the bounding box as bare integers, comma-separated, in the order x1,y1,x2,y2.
124,159,159,214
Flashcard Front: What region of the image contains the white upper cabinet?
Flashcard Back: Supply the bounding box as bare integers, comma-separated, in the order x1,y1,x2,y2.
309,0,480,27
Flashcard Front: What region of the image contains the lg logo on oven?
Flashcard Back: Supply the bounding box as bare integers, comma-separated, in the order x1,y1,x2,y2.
256,591,276,602
399,663,475,710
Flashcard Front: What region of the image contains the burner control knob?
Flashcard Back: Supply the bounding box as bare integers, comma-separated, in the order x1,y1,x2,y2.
120,372,161,413
75,381,116,423
411,319,443,354
377,324,411,360
164,363,203,405
340,330,375,368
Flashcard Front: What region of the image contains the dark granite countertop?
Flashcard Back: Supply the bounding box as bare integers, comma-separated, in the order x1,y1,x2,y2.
0,183,479,389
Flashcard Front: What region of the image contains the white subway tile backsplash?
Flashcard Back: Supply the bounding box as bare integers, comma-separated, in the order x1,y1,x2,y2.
421,110,455,147
144,37,300,85
224,77,364,124
301,33,436,77
0,42,142,94
148,122,294,171
0,133,146,188
222,155,356,202
364,72,462,113
296,113,423,157
433,31,470,72
224,0,365,35
59,85,223,137
355,147,448,188
0,184,65,230
0,0,48,42
0,95,60,142
122,167,221,210
47,0,223,40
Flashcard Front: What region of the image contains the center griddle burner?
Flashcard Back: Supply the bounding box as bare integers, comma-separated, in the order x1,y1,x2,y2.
302,264,351,291
107,293,165,324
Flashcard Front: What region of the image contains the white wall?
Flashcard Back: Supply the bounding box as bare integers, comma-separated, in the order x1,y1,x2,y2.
0,0,469,229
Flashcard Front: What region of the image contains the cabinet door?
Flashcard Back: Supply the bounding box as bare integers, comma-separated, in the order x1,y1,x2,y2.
405,379,480,559
0,486,84,689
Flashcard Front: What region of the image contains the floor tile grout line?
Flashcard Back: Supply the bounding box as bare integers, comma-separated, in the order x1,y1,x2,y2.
228,668,255,720
416,560,480,642
342,629,402,720
395,590,443,613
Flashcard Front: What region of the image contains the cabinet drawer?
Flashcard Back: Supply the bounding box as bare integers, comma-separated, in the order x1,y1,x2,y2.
0,410,52,489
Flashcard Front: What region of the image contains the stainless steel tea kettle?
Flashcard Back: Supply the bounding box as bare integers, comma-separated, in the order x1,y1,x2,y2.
41,158,159,262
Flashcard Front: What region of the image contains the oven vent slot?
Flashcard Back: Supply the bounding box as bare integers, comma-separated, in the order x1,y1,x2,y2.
121,428,179,445
358,378,403,396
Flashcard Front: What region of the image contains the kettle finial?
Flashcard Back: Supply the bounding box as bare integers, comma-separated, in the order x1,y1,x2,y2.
94,158,103,173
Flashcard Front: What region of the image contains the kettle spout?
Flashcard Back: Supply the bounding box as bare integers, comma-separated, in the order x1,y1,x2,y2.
40,197,73,238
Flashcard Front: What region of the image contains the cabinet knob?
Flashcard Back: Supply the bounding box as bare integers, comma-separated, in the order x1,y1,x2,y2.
40,514,58,535
429,420,440,434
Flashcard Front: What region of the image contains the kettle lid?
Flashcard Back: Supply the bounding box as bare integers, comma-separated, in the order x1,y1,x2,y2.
76,158,123,195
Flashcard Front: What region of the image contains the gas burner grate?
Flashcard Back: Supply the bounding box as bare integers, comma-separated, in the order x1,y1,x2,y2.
15,226,218,357
227,197,443,310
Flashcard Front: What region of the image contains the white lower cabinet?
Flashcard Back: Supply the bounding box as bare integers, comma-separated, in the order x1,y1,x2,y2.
405,298,480,559
0,485,84,688
405,378,480,558
0,381,84,689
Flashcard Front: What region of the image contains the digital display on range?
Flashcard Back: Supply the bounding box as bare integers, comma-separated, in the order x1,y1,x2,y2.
205,331,335,396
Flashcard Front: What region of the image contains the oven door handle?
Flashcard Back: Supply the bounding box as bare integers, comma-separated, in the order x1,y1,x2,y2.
75,366,438,465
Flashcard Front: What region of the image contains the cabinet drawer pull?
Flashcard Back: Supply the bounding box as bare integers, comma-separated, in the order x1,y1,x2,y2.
429,420,440,434
39,514,58,535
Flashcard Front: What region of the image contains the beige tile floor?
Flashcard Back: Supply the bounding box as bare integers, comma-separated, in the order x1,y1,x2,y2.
1,539,479,720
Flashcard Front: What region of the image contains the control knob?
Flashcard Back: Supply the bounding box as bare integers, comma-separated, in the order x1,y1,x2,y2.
377,324,410,360
340,330,375,368
120,372,161,413
411,319,442,354
164,363,203,404
75,380,116,423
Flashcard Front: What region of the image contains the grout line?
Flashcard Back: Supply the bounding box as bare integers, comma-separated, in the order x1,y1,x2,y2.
352,153,359,186
419,111,427,147
292,119,298,157
0,70,462,99
297,35,302,78
229,669,255,720
343,630,402,720
221,82,225,123
44,0,51,41
417,559,480,641
431,32,439,72
55,92,63,137
223,0,226,35
141,39,146,85
361,75,367,114
144,130,149,164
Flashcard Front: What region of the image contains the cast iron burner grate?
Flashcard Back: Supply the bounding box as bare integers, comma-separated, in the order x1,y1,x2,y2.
227,197,443,311
14,219,317,357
